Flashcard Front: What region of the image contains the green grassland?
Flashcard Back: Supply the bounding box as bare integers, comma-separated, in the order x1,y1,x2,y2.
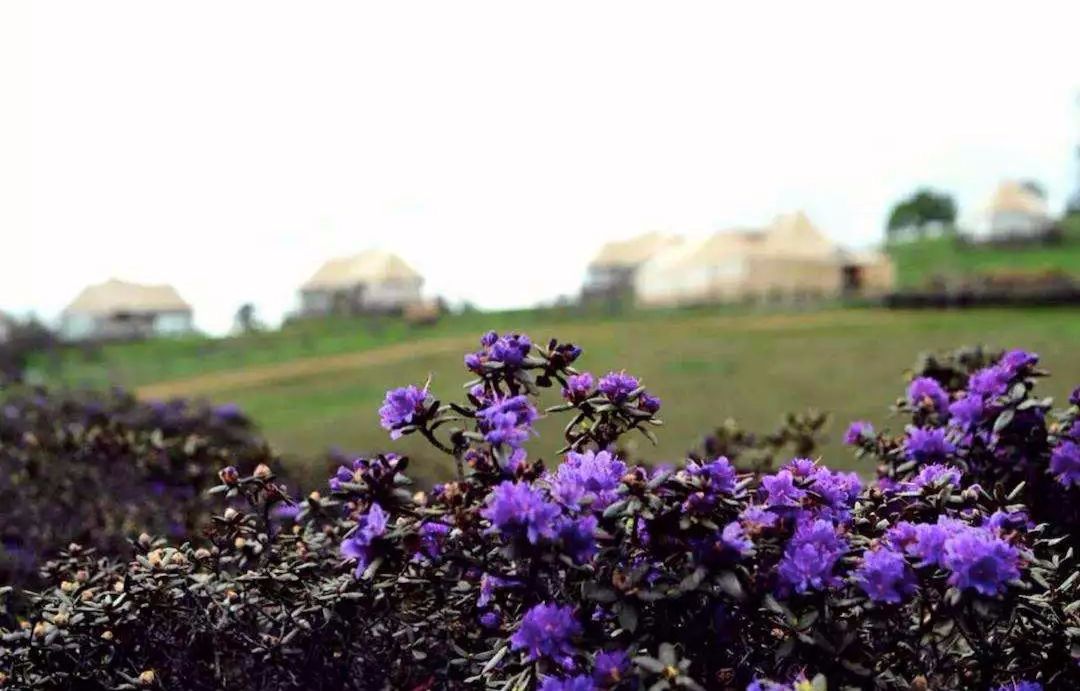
111,308,1080,487
888,215,1080,289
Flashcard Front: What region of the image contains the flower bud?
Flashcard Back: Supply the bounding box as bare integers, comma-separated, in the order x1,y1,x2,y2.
138,533,153,548
253,463,272,479
223,507,240,521
101,630,114,641
60,580,77,593
194,548,212,560
218,465,240,485
138,670,157,686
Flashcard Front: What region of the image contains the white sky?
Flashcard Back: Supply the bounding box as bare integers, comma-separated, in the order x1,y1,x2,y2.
2,1,1079,335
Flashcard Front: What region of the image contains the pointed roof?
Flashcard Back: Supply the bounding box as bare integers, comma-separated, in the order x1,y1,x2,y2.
589,232,683,268
760,211,836,258
987,181,1048,217
301,250,422,291
64,279,191,316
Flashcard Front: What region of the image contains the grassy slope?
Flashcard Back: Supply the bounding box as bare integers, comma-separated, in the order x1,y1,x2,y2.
34,303,755,390
888,216,1080,289
192,308,1080,485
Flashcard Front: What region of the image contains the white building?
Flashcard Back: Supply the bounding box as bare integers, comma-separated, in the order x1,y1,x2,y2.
299,250,424,316
581,232,682,300
634,211,895,306
970,181,1054,240
60,279,194,341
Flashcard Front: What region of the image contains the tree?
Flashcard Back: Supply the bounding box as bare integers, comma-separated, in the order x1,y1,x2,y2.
886,188,958,239
233,303,262,334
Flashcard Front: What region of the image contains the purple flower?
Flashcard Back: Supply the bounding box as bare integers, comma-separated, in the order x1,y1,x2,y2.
491,332,532,366
948,394,985,431
761,470,806,508
907,517,967,567
1049,440,1080,488
593,649,630,686
854,547,916,604
413,521,450,561
549,449,627,510
682,456,738,512
907,376,950,415
598,371,639,403
968,365,1012,398
638,391,661,414
477,573,517,608
557,514,598,564
1070,387,1080,407
1000,349,1038,375
481,481,561,544
908,463,962,490
340,503,389,577
904,426,956,464
777,518,848,593
510,603,581,669
479,611,501,629
562,372,595,402
539,676,594,691
378,385,432,439
477,395,538,449
942,526,1022,596
721,520,754,557
995,681,1043,691
985,509,1031,534
783,457,818,477
740,505,779,534
807,467,862,514
843,420,874,445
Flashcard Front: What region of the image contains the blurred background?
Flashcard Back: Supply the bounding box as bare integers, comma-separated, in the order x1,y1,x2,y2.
3,1,1080,485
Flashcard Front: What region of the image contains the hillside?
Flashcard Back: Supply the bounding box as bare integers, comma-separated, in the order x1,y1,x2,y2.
887,215,1080,289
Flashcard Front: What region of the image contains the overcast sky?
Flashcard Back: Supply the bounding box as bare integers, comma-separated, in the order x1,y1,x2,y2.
3,1,1079,334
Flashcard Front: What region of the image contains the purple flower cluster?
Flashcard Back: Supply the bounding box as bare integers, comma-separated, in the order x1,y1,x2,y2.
340,503,389,577
904,426,956,464
1050,440,1080,488
477,395,538,449
378,385,432,438
510,603,581,669
907,376,950,415
481,481,560,544
843,420,873,445
465,331,533,371
549,449,627,510
682,456,737,513
562,372,595,402
886,517,1023,596
854,547,916,604
777,518,848,594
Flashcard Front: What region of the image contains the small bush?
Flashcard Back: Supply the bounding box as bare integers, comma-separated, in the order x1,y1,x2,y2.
0,387,284,590
1,333,1078,690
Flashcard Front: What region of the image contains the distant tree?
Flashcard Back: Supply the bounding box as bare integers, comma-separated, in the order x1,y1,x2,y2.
0,316,57,383
234,303,262,335
886,188,958,239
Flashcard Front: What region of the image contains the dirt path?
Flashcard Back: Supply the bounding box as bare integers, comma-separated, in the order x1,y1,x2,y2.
135,309,900,399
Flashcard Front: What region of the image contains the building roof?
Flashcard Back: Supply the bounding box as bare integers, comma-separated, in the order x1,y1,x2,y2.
301,250,423,291
63,279,192,316
639,211,837,274
589,232,683,268
986,181,1048,217
760,211,836,258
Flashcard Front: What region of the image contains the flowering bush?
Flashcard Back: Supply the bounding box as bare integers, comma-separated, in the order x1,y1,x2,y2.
0,387,284,591
1,333,1078,690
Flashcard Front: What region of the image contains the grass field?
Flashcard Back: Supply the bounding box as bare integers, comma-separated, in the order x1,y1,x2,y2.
887,215,1080,288
77,307,1080,488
